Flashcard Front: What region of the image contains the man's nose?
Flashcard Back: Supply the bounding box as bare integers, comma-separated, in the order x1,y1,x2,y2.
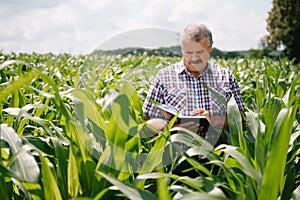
192,52,198,58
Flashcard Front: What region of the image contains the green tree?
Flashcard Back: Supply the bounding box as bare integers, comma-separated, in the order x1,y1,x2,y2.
266,0,300,63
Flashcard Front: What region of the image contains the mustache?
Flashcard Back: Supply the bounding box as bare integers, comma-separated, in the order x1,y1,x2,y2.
189,59,203,64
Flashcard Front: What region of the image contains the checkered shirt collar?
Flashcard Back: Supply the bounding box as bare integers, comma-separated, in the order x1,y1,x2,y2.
175,59,213,77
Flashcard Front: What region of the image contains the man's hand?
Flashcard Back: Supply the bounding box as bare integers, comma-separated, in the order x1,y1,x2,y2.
145,108,212,134
174,108,211,133
190,108,211,123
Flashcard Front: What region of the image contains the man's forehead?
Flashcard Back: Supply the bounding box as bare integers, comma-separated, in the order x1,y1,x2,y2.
182,40,207,49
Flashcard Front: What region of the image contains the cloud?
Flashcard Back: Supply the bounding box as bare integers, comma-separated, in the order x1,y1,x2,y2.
0,0,272,54
1,1,77,52
148,0,270,51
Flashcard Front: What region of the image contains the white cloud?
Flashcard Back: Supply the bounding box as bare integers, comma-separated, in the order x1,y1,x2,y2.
0,0,272,54
212,1,270,50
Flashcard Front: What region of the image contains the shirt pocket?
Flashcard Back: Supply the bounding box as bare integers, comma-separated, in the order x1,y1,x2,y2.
163,87,187,109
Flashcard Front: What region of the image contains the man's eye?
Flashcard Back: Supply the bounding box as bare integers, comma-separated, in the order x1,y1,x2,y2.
186,51,193,54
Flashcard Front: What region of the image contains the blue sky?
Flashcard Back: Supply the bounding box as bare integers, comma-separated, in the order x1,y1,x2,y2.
0,0,273,54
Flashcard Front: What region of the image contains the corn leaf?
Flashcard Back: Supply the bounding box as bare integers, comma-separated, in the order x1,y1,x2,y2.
68,144,80,198
0,124,40,182
97,171,157,200
39,154,62,200
258,105,298,200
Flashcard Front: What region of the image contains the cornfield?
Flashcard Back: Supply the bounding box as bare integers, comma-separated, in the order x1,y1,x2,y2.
0,51,299,199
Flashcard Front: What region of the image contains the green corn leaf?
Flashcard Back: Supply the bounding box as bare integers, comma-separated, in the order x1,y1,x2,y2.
178,189,227,200
65,122,95,194
0,124,40,182
0,176,9,200
246,110,266,172
0,162,19,178
138,131,168,174
97,171,158,200
227,97,244,148
0,70,40,103
217,144,261,183
68,144,80,198
51,138,69,199
282,73,300,107
203,83,227,106
39,73,73,121
39,154,62,200
20,182,44,200
136,172,205,191
156,170,171,200
72,88,107,133
120,81,144,119
0,60,33,70
258,105,298,200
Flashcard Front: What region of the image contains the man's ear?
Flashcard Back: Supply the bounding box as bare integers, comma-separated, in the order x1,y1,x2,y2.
208,41,213,53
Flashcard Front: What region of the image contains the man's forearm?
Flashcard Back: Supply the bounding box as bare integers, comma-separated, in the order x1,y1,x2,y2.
211,113,246,131
211,115,229,130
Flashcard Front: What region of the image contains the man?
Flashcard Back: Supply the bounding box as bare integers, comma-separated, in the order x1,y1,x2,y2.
143,23,245,141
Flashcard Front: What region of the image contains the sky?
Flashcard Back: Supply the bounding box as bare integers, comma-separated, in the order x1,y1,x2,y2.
0,0,273,55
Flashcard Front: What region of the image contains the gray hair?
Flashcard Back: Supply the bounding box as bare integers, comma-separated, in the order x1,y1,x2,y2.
180,23,213,46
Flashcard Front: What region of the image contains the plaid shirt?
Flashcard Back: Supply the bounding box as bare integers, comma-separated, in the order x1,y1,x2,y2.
143,60,245,119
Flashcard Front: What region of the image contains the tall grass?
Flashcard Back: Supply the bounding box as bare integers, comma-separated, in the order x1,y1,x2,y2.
0,52,299,199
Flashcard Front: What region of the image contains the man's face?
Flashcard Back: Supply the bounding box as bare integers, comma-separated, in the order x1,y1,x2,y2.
181,39,212,74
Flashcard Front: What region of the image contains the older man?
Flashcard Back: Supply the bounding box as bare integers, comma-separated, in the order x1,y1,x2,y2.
143,23,245,138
